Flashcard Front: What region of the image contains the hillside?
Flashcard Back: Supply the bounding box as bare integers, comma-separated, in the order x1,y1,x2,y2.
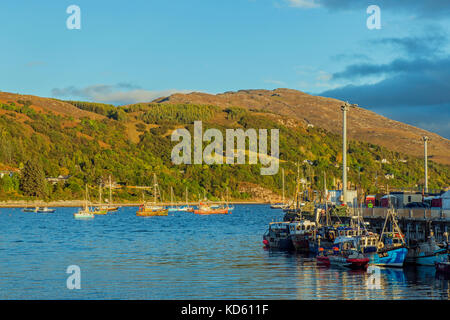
153,88,450,165
0,91,449,202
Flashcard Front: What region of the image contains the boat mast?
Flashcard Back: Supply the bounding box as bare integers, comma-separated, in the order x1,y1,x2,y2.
282,168,285,204
153,173,157,204
109,175,113,204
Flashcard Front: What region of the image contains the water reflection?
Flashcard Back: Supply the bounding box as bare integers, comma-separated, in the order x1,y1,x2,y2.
0,205,449,299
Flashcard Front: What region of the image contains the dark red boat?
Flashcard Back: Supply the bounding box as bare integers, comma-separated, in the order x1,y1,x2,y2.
436,260,450,274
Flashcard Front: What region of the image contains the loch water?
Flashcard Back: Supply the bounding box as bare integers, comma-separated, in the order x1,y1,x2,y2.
0,205,449,299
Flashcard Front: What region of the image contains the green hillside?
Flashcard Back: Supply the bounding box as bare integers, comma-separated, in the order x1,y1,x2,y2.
0,98,448,202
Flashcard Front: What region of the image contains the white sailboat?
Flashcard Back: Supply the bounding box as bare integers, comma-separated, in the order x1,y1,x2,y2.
74,185,95,219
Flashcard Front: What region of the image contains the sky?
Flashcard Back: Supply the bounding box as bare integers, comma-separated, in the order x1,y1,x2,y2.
0,0,449,138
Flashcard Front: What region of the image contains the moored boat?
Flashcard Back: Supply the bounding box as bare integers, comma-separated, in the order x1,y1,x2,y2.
194,202,229,215
74,186,95,219
289,220,316,252
317,237,369,270
435,253,450,275
136,173,168,217
23,207,38,213
263,221,294,251
37,207,56,213
367,209,408,268
405,234,448,266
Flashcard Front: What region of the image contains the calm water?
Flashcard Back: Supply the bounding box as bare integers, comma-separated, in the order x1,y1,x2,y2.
0,205,449,300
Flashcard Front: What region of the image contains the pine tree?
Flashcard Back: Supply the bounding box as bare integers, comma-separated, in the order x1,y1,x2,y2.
20,160,47,198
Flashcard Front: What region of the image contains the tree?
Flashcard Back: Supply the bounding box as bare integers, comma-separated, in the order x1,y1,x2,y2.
20,160,47,198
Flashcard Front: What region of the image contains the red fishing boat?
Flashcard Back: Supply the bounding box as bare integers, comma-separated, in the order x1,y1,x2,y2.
316,238,369,270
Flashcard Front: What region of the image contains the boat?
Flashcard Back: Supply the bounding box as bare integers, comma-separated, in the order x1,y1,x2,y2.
405,232,448,266
23,207,38,212
37,207,56,213
136,174,168,217
316,237,369,270
92,184,108,215
435,253,450,275
263,221,294,251
194,202,229,215
289,219,316,252
167,187,183,212
368,208,408,268
97,175,119,212
74,186,95,219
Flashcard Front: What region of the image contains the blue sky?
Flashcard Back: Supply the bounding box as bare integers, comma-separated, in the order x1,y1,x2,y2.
1,0,449,138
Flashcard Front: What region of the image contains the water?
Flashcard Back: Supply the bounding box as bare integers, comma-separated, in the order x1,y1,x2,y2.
0,205,449,299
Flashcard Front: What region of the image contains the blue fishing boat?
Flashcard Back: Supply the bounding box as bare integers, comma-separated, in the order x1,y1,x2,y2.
367,209,408,268
405,234,448,266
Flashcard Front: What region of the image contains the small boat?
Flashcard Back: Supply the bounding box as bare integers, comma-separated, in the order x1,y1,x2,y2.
74,186,95,219
289,219,316,252
136,174,168,217
270,203,288,209
93,184,109,215
37,207,56,213
317,237,369,270
23,207,38,213
194,202,229,215
263,221,294,251
136,204,168,216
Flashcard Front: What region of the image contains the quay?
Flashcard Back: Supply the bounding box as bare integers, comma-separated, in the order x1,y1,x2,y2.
306,207,450,244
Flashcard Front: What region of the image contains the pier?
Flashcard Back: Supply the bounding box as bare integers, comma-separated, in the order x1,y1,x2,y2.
333,208,450,244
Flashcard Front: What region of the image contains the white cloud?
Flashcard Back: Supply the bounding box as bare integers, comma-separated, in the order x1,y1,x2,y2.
287,0,320,8
51,83,192,105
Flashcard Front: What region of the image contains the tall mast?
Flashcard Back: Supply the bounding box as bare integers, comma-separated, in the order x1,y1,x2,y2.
99,183,102,205
341,102,349,206
282,168,285,203
153,173,157,204
423,136,429,193
109,175,113,204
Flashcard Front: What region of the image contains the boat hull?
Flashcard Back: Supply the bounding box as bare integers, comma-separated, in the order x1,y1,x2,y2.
317,255,369,270
136,209,169,217
436,261,450,274
405,248,448,266
194,208,229,215
368,247,408,268
290,235,310,252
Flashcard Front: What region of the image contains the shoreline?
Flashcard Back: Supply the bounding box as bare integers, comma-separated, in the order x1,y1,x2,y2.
0,200,271,208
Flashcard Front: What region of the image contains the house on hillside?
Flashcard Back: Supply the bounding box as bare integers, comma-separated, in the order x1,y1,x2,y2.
46,175,71,185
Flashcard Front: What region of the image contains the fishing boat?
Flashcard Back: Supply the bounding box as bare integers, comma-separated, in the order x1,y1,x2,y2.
136,174,168,217
194,202,229,215
23,207,38,213
368,208,408,268
74,186,95,219
263,221,294,250
405,232,448,266
289,219,316,252
37,207,56,213
316,237,369,270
